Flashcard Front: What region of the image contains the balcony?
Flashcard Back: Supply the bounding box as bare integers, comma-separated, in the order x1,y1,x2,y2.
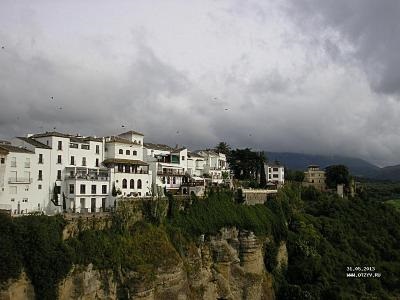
8,177,32,184
65,174,109,181
116,169,149,174
157,169,185,176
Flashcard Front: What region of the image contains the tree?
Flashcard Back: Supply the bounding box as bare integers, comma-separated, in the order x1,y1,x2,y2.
215,142,231,156
112,183,118,197
285,169,305,182
228,148,265,181
260,162,267,187
325,165,350,189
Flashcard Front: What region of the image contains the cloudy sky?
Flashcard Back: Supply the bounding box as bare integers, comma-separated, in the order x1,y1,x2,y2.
1,0,400,166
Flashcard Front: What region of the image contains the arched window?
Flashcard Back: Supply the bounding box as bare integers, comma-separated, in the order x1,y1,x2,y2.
137,179,142,189
130,179,134,189
119,149,123,154
132,150,137,156
122,179,127,189
126,150,130,155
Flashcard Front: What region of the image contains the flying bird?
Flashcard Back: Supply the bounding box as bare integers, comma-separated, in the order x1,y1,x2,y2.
1,46,4,49
58,107,62,110
176,130,180,134
50,96,54,100
121,125,125,128
224,108,229,111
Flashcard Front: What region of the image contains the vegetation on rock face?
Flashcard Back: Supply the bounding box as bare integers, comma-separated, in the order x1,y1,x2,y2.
274,185,400,299
1,181,400,299
0,214,72,300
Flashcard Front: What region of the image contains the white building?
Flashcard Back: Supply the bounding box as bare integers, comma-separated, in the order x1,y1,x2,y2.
143,143,187,194
0,141,51,214
103,131,152,199
265,162,285,186
196,150,230,185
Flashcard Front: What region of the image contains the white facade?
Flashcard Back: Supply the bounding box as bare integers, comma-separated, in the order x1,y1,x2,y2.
0,143,50,214
104,131,152,199
143,143,187,194
197,150,230,184
265,163,285,186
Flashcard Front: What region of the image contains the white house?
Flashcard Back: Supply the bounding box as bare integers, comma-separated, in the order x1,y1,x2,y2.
103,131,152,199
143,143,187,194
265,162,285,186
0,142,50,214
196,150,230,184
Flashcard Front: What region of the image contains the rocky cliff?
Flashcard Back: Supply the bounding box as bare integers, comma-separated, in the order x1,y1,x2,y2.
0,227,286,300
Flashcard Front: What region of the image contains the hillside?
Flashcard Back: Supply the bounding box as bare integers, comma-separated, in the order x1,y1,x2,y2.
266,151,381,178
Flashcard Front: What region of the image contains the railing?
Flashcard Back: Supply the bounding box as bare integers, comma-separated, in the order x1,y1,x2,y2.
116,169,149,174
8,177,32,184
65,174,109,181
157,169,185,176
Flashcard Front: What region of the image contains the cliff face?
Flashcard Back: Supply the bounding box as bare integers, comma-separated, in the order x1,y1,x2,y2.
0,228,285,300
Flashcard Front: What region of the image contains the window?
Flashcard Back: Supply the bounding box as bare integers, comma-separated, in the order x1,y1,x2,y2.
130,179,134,189
122,179,127,189
273,174,278,178
38,170,43,181
119,149,123,154
182,156,185,161
10,186,17,194
132,150,137,156
102,185,107,194
70,143,78,148
38,154,43,164
80,184,86,194
25,158,30,168
172,177,176,184
71,156,75,165
96,145,100,154
57,170,62,180
69,184,74,194
167,177,170,184
162,177,166,184
126,150,130,155
24,185,29,191
91,185,96,194
82,157,86,166
117,164,123,172
273,167,279,172
38,184,42,190
81,144,90,150
58,141,62,150
1,157,5,164
137,179,142,189
57,155,62,164
95,158,99,167
11,198,15,202
11,157,16,167
22,198,28,203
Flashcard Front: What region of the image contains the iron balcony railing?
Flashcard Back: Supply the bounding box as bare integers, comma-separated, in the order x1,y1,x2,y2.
8,177,32,184
65,174,109,181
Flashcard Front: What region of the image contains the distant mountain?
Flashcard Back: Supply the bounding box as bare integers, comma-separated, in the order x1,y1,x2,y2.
379,165,400,181
265,151,381,179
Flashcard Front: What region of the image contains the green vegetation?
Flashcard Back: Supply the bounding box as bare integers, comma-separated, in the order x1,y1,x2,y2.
168,189,287,241
275,185,400,299
1,181,399,299
0,214,72,300
385,199,400,211
325,164,350,189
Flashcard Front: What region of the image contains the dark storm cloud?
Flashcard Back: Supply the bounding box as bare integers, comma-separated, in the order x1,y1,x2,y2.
286,0,400,95
2,1,400,166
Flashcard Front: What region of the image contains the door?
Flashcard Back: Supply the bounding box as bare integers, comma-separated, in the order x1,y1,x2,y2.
91,198,96,213
101,198,106,212
80,198,85,213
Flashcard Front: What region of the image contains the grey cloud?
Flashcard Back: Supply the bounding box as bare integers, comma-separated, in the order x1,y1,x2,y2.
286,0,400,95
